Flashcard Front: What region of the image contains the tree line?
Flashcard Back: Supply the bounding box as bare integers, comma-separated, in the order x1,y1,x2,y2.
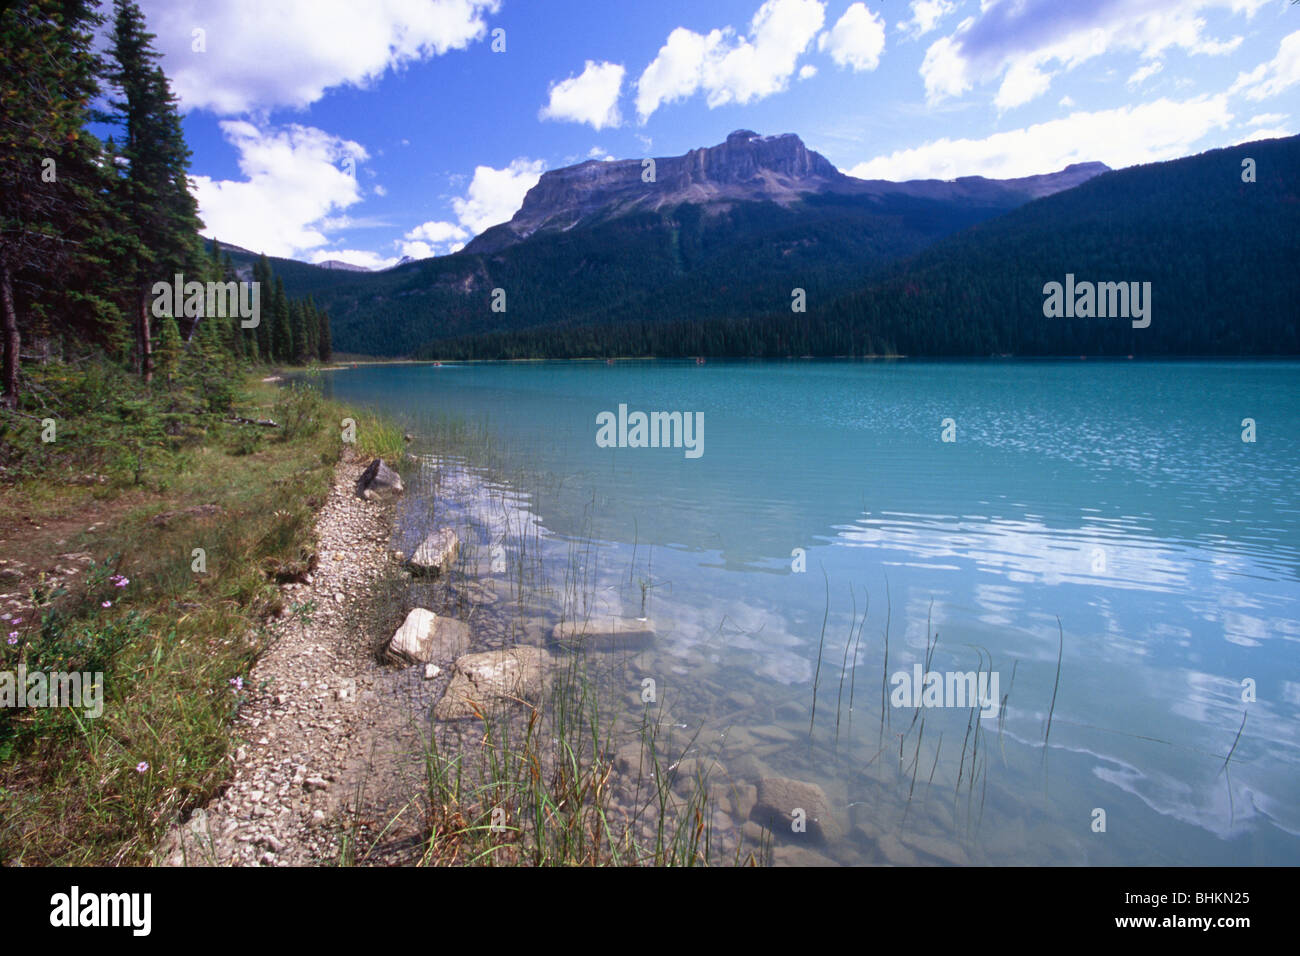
0,0,332,412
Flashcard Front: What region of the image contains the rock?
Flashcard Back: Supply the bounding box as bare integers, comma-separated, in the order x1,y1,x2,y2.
749,723,798,743
432,646,552,720
355,458,404,500
725,690,757,710
407,528,459,576
385,608,471,665
550,616,655,651
424,663,441,680
752,776,841,844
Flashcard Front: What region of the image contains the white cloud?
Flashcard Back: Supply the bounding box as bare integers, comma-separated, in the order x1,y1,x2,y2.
996,58,1052,109
799,64,818,80
1245,126,1294,140
818,2,886,71
634,0,826,121
307,248,400,270
373,184,387,197
1245,112,1286,126
451,158,546,235
1128,61,1164,87
900,0,954,39
587,146,615,161
920,0,1258,109
1230,29,1300,101
844,94,1233,180
539,60,625,130
141,0,499,114
391,159,542,260
919,32,971,102
193,121,367,257
1059,94,1076,107
398,219,470,259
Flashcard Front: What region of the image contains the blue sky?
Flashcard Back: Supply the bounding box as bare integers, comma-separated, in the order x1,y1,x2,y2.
127,0,1300,268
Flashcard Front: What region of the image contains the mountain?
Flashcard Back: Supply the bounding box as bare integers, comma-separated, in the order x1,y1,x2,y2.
266,131,1107,356
315,259,371,272
466,129,1105,254
423,134,1299,359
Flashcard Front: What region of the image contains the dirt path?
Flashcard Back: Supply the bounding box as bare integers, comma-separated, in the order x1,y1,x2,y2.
156,456,427,866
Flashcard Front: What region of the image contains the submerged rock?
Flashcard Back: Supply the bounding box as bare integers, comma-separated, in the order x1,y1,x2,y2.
407,528,459,576
752,776,841,844
356,458,404,500
385,608,470,665
433,646,552,720
550,616,655,651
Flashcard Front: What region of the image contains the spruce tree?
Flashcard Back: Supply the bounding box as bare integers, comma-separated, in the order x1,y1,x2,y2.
105,0,203,383
271,277,291,362
317,308,333,363
252,254,273,361
0,0,119,408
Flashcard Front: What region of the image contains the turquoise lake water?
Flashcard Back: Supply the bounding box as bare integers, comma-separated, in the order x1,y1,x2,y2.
320,358,1300,865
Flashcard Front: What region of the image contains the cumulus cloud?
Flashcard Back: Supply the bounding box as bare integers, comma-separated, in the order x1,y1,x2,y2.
900,0,955,38
844,94,1234,180
920,0,1258,109
818,2,886,71
539,60,625,130
1230,29,1300,101
634,0,825,121
192,122,367,257
139,0,498,114
450,158,546,235
390,158,545,261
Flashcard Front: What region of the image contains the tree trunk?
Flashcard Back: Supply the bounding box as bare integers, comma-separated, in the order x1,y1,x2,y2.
1,262,20,410
138,286,153,384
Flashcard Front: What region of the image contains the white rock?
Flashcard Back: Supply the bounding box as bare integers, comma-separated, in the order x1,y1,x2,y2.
385,608,471,665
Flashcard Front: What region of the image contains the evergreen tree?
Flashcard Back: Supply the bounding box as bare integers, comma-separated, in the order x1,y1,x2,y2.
0,0,118,408
252,254,272,362
105,0,203,383
271,277,290,362
317,307,333,362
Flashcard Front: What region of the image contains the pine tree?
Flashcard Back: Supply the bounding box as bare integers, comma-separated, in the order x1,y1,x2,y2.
252,254,272,362
105,0,203,384
271,277,291,363
317,308,333,362
0,0,119,408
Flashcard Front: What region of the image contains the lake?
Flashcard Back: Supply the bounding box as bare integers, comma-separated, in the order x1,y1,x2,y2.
320,358,1300,865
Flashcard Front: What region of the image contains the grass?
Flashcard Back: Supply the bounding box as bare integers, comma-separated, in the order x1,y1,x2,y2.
0,364,398,865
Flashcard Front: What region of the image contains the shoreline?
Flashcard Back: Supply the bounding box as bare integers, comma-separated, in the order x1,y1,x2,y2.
158,453,407,866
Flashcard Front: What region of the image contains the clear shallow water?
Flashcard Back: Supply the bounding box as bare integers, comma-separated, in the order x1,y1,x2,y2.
322,358,1300,865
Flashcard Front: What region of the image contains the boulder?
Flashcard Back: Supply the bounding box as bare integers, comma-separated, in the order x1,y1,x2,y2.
385,608,470,665
407,528,459,576
356,458,404,500
752,776,841,844
433,646,552,720
550,616,655,651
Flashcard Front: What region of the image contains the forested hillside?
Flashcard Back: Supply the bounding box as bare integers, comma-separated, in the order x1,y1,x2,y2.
269,188,1040,356
412,135,1300,359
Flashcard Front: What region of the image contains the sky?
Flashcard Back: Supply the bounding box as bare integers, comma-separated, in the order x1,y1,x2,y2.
121,0,1300,269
